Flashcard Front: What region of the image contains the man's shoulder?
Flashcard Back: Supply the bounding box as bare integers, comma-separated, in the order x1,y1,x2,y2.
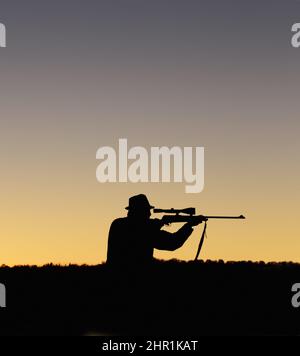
110,217,163,229
110,217,128,227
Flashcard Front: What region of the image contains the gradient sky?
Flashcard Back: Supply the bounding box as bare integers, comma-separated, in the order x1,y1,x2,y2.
0,0,300,265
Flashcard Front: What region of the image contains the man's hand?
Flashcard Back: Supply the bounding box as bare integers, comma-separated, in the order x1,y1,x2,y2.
187,215,207,227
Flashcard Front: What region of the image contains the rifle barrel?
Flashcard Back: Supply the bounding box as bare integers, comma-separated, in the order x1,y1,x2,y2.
160,214,245,224
204,215,245,219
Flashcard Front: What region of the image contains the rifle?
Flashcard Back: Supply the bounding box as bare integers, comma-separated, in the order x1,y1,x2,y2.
153,208,245,260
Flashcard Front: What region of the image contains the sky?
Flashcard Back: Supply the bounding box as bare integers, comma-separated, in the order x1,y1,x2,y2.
0,0,300,265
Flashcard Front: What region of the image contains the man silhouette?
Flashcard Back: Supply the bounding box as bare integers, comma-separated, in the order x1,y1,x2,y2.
107,194,203,267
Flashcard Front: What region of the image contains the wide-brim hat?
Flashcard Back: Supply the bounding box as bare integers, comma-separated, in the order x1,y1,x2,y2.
125,194,154,211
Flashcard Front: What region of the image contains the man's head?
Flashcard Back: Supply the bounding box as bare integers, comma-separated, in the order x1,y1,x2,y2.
126,194,154,220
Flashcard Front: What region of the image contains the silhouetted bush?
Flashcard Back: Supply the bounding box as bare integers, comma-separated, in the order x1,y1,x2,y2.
0,260,299,335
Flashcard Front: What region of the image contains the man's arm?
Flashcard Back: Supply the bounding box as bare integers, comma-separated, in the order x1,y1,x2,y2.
153,223,194,251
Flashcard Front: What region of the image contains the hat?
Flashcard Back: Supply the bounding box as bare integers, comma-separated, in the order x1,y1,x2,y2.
125,194,154,211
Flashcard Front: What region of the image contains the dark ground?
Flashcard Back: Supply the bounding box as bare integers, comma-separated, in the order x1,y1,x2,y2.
0,259,299,335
